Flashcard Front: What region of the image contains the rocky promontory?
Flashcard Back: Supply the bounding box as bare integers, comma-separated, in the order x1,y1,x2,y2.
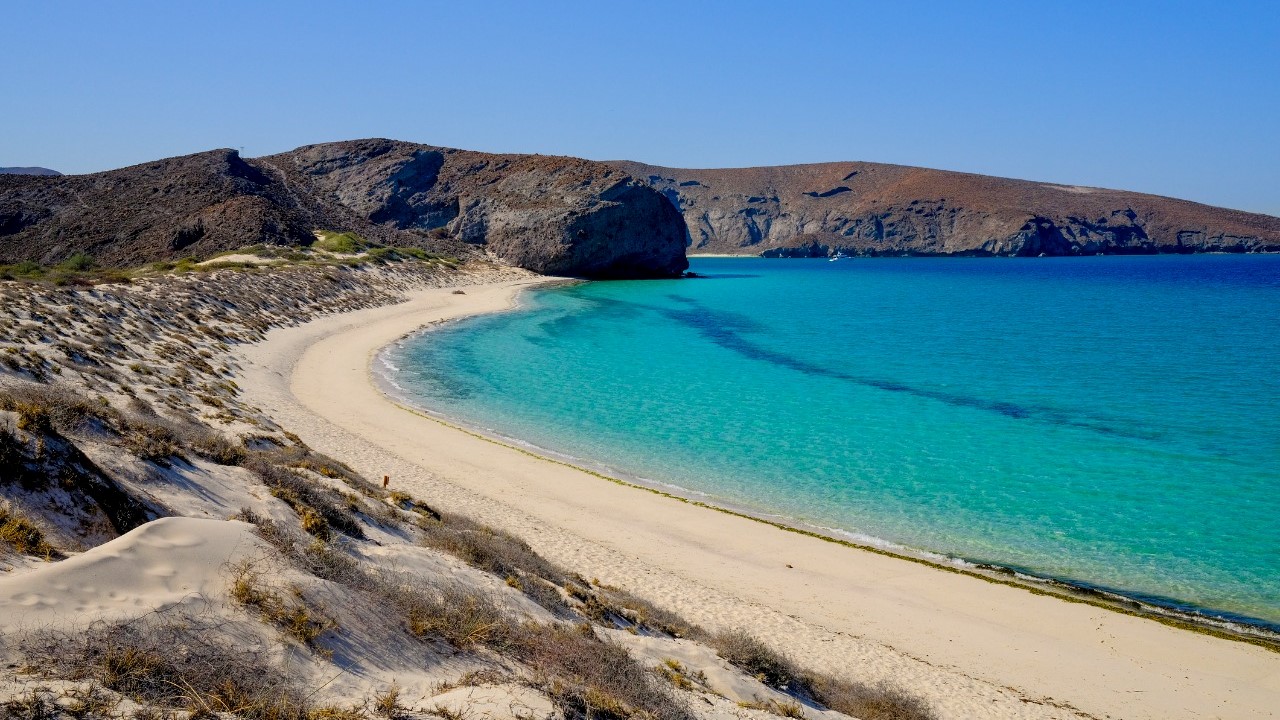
268,139,688,278
611,160,1280,257
0,141,689,278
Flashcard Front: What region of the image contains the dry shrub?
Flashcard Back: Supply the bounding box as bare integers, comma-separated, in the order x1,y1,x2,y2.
392,580,509,649
120,417,184,463
713,631,937,720
371,683,401,718
712,630,802,691
229,560,333,647
581,583,701,638
0,505,57,558
245,458,364,540
738,698,806,719
805,676,937,720
176,423,246,465
0,689,62,720
20,615,311,720
0,385,114,435
508,623,691,720
232,508,296,555
416,511,567,611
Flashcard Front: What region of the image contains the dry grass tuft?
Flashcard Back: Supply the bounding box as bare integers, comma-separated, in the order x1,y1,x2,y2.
738,698,806,719
401,582,510,649
508,623,691,720
245,458,365,540
0,505,57,558
0,688,63,720
370,683,401,719
20,615,312,720
230,560,333,648
712,631,936,720
654,659,707,693
580,582,701,638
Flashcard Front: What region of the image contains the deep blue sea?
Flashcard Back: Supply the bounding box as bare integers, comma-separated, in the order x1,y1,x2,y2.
382,256,1280,628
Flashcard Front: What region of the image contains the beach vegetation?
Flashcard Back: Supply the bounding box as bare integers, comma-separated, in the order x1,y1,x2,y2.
371,683,402,718
19,615,313,720
244,455,365,541
58,254,96,272
0,689,64,720
0,505,56,558
712,631,936,720
315,231,368,254
655,659,706,692
230,560,333,648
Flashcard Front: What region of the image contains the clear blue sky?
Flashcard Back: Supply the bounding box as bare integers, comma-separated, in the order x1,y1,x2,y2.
5,1,1277,215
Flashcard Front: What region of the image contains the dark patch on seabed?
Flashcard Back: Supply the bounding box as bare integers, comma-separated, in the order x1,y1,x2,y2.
654,298,1160,443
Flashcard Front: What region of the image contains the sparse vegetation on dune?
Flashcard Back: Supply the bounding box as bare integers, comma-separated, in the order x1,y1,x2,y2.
19,615,313,720
0,240,460,287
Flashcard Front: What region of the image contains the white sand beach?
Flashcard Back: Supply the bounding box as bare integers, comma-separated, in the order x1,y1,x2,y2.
232,277,1280,720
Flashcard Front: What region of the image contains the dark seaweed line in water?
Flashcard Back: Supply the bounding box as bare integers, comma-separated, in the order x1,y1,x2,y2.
654,300,1161,443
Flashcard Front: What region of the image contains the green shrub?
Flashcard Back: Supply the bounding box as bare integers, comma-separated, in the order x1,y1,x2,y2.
58,253,96,271
314,231,367,254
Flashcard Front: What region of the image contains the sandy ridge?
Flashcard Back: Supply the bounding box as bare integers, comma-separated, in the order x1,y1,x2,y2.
235,278,1280,720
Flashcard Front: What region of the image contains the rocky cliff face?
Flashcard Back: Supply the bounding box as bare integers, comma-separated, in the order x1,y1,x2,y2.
268,140,688,277
610,161,1280,257
0,141,689,278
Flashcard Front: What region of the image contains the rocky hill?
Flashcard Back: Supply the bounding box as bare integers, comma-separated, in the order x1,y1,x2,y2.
611,161,1280,257
0,167,60,176
267,139,688,277
4,139,1276,274
0,141,688,278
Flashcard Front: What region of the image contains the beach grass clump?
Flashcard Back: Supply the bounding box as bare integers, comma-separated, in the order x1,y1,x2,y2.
507,622,692,720
314,231,369,254
230,560,332,648
371,683,402,718
803,676,937,720
712,631,937,720
655,659,707,693
244,457,365,541
413,508,569,612
0,385,110,435
0,688,66,720
401,582,511,648
20,616,312,720
418,511,566,585
0,505,56,558
580,582,702,638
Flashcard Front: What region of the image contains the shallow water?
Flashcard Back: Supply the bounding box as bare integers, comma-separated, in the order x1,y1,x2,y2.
383,256,1280,628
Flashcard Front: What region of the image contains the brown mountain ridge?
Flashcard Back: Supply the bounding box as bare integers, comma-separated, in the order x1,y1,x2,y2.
2,140,1276,278
612,160,1280,257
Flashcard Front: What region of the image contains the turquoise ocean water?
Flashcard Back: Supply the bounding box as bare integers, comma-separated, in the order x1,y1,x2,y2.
381,256,1280,629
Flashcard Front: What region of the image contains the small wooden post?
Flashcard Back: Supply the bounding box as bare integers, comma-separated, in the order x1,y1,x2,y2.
382,475,390,489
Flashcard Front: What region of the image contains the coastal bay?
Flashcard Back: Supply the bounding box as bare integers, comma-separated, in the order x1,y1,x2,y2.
235,271,1280,720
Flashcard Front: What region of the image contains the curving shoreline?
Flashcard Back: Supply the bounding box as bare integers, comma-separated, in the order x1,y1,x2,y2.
235,274,1280,720
376,327,1280,642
